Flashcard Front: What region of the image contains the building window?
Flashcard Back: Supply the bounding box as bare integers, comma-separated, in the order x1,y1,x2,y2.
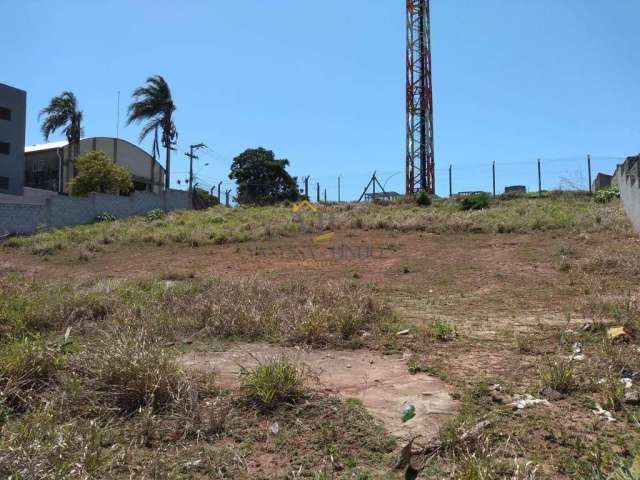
0,142,9,155
0,176,8,190
0,107,10,121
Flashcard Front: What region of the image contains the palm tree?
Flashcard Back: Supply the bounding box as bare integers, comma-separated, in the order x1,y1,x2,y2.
127,76,177,191
39,91,83,156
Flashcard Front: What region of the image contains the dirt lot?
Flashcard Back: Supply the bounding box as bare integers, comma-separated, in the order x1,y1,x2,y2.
1,212,639,478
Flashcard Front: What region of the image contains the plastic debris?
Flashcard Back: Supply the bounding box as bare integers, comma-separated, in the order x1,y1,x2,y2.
607,326,627,340
401,403,416,423
510,394,550,410
621,368,640,380
621,378,633,389
624,390,640,406
269,422,280,435
397,329,411,336
593,404,616,422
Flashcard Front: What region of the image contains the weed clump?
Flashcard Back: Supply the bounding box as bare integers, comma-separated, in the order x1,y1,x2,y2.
145,208,165,221
459,192,491,211
70,327,188,413
240,356,306,409
594,187,620,204
539,357,576,394
427,319,456,341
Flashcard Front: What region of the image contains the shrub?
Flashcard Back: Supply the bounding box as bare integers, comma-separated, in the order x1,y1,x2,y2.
594,187,620,204
67,150,132,196
145,208,165,221
240,356,306,409
94,211,116,223
192,187,219,210
416,190,431,207
459,193,491,211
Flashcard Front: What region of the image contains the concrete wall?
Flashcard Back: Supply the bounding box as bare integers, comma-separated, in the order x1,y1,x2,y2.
0,83,26,196
0,189,190,235
0,187,58,205
614,155,640,234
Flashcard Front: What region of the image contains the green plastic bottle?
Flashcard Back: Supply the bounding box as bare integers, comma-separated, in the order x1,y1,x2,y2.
401,403,416,423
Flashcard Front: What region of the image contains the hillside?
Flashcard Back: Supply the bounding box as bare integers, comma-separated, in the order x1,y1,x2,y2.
1,193,639,479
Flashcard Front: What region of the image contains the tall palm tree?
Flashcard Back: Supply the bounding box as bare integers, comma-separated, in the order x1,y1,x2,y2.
39,91,84,156
127,76,177,191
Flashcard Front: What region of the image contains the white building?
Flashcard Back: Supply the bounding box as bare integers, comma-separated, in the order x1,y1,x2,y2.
25,137,166,193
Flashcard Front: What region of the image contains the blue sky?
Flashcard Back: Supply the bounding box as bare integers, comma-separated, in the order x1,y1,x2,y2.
3,0,639,199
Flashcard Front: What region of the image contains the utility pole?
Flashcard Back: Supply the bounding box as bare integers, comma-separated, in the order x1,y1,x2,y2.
492,161,496,197
338,176,341,202
186,143,206,193
373,173,376,199
316,182,320,203
537,159,542,197
303,176,310,199
587,154,592,193
449,164,452,198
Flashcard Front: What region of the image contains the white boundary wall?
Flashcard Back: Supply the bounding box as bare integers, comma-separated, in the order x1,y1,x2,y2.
0,190,190,234
614,155,640,234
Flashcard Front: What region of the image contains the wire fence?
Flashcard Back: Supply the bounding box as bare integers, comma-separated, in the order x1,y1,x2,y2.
170,153,626,206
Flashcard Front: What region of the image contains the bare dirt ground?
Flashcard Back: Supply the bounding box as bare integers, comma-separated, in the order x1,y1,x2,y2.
2,229,636,388
3,227,639,477
180,343,458,439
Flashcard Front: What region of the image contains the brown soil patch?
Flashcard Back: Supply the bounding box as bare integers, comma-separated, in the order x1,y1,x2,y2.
180,343,458,440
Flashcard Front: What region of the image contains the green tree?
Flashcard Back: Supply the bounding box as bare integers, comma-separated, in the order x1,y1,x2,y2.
192,185,219,210
67,151,132,196
39,91,83,157
126,76,177,191
229,148,300,205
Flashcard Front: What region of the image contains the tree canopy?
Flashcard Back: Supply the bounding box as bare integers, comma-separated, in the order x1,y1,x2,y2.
229,148,300,205
67,151,133,197
39,91,83,146
127,75,177,191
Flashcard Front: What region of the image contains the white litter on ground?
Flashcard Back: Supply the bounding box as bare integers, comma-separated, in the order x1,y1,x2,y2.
621,378,633,389
510,394,550,410
593,404,616,422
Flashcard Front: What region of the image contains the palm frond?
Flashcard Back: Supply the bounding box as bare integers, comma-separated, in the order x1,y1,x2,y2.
38,92,81,142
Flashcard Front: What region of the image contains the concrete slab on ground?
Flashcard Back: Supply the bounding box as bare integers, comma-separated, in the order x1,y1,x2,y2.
180,343,458,441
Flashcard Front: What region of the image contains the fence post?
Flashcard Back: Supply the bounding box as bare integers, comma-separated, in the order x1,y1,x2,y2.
492,161,496,197
44,198,52,228
587,154,592,193
538,159,542,197
449,165,452,198
338,176,341,203
316,182,320,203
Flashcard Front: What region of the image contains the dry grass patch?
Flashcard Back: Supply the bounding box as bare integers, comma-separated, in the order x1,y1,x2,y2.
70,326,192,413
